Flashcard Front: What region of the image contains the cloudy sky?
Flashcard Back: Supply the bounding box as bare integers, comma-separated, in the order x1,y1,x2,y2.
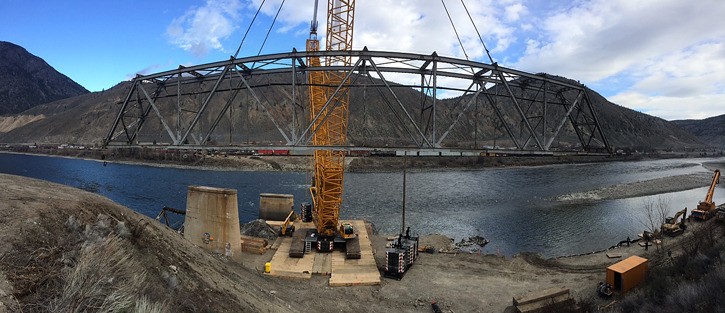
1,0,723,120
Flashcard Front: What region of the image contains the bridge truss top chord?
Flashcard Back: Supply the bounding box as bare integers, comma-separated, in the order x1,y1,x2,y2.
104,48,611,155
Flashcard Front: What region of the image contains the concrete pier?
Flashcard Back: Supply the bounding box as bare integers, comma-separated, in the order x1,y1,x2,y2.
184,186,241,259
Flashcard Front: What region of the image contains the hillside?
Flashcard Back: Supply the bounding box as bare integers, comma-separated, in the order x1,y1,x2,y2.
0,41,88,115
588,90,704,151
0,69,706,151
672,114,725,148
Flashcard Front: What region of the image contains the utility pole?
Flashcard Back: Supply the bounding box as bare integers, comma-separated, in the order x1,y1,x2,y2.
402,151,407,235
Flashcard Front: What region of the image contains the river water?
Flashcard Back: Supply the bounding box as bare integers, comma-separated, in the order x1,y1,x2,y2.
1,152,723,257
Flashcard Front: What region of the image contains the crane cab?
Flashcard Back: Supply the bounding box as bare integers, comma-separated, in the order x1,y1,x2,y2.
340,222,355,239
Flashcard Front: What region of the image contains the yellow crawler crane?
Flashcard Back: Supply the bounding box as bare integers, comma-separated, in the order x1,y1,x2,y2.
306,0,356,252
691,169,720,220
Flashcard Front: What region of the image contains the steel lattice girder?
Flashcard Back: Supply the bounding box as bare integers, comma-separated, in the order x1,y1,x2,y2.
104,48,611,154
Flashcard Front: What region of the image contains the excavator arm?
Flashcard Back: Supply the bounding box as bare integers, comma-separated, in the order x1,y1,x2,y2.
703,169,720,204
692,169,720,220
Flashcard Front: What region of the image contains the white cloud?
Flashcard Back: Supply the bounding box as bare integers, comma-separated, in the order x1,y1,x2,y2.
239,0,725,120
504,3,526,22
610,92,725,121
512,0,725,120
250,0,521,62
167,0,243,57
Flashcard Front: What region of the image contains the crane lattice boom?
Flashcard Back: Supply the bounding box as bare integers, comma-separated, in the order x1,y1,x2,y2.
307,0,355,237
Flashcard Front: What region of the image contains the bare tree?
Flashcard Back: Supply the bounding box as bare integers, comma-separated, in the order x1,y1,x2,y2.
637,196,672,252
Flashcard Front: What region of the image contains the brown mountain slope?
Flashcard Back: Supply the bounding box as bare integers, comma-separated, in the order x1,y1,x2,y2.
0,41,89,115
587,88,704,150
0,71,706,151
672,114,725,148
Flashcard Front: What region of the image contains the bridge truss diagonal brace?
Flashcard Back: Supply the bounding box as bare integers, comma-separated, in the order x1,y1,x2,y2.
200,72,247,145
366,57,434,148
233,67,292,145
497,71,544,150
436,81,481,146
137,84,178,145
178,64,231,145
583,90,612,154
482,88,521,149
545,90,583,150
105,82,139,145
128,83,163,145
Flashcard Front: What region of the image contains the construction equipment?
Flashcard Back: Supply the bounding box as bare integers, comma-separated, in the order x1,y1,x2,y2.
384,227,419,279
279,210,296,236
597,282,613,298
298,0,358,258
716,205,725,222
661,207,687,236
691,169,720,220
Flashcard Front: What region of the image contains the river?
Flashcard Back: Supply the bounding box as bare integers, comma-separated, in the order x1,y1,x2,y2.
1,152,723,257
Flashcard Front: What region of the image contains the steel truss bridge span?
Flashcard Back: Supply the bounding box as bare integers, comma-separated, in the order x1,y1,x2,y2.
105,48,611,154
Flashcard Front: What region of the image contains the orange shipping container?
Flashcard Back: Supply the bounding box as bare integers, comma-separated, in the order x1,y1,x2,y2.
606,255,648,293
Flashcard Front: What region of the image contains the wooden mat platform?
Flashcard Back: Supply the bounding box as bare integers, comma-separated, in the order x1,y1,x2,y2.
266,220,380,286
329,220,380,286
267,236,314,279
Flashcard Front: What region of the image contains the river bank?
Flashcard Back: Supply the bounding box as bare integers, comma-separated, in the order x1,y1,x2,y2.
555,161,723,202
5,150,722,204
2,146,719,173
2,173,722,312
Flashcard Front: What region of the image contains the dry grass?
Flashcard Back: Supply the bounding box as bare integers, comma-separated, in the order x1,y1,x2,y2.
614,223,725,313
50,236,158,312
4,213,167,313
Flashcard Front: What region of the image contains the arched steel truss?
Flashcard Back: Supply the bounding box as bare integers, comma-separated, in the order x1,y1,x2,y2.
105,48,611,154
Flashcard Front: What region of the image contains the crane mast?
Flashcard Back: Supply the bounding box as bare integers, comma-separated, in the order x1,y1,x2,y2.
306,0,355,238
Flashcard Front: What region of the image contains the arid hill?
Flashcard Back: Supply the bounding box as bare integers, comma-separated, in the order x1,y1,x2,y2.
0,44,707,151
0,41,88,115
673,114,725,148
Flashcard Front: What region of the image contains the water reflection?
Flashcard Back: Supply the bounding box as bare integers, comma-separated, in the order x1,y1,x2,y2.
1,152,723,257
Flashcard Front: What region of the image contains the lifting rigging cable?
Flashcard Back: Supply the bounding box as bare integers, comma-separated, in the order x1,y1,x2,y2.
441,0,469,60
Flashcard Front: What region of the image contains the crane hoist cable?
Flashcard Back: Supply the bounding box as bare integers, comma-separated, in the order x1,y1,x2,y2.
233,0,267,59
460,0,495,64
441,0,469,60
256,0,287,56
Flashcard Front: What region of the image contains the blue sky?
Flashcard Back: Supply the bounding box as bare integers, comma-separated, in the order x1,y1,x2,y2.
1,0,724,120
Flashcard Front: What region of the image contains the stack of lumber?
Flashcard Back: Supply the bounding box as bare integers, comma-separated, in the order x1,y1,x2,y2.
513,287,573,313
240,235,268,254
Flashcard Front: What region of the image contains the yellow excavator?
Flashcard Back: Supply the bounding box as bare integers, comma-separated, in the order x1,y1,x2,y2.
662,207,687,236
691,169,720,221
279,210,296,236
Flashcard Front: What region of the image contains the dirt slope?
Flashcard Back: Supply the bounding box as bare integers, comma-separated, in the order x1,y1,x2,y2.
0,174,292,312
4,173,713,312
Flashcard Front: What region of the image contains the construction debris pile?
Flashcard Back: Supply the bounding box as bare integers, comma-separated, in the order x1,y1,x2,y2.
240,219,278,241
455,236,490,253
